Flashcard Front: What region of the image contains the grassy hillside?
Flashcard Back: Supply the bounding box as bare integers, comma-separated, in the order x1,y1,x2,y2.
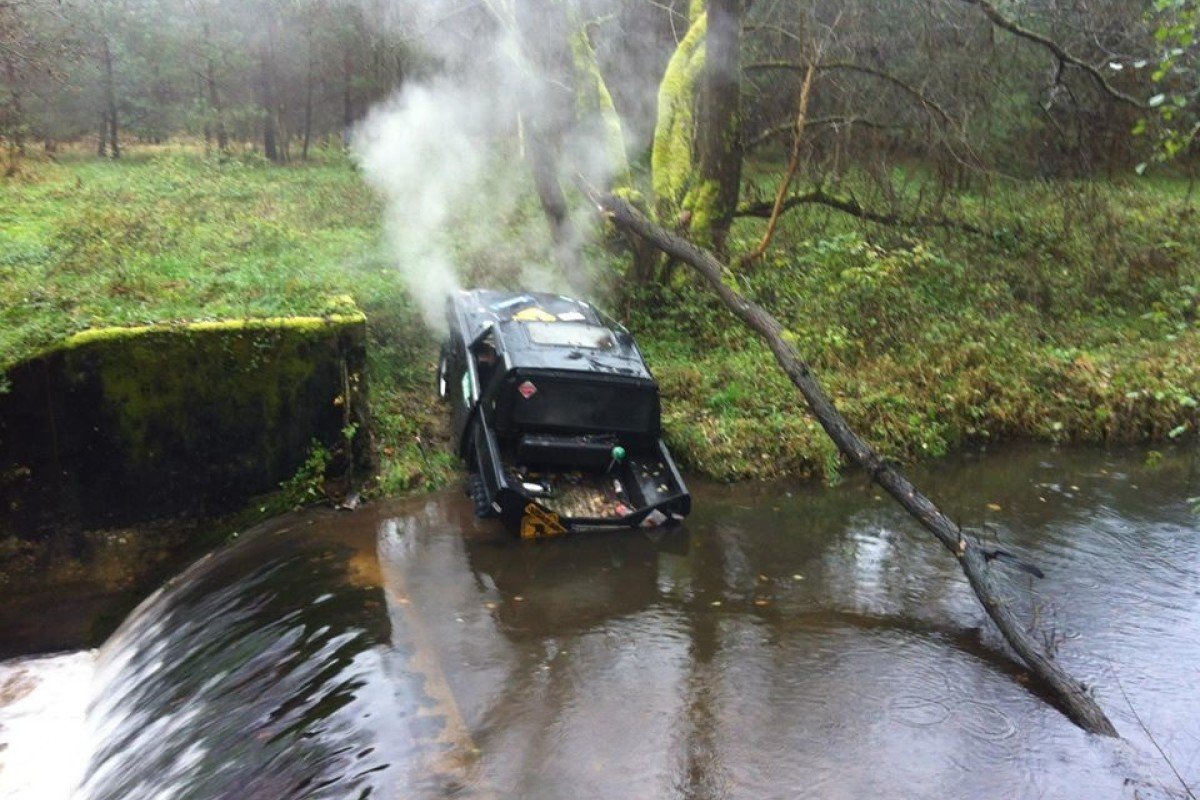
3,146,1198,492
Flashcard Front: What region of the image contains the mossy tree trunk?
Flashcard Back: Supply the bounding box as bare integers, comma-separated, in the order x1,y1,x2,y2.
644,0,742,264
258,6,283,164
515,0,587,290
202,20,229,153
101,34,120,159
569,25,630,182
694,0,742,255
650,5,706,223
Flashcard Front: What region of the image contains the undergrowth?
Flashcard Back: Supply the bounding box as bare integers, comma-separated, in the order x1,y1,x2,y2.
628,177,1200,480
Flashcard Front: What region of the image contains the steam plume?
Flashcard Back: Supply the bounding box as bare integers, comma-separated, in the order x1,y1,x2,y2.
352,2,623,330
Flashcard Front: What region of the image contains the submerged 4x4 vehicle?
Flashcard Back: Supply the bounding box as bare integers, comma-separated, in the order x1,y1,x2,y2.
438,289,691,538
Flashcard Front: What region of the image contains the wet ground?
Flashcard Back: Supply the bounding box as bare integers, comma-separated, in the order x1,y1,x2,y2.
1,444,1198,799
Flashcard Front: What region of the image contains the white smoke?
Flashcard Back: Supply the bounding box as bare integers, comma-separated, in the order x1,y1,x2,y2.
354,81,489,331
351,1,624,330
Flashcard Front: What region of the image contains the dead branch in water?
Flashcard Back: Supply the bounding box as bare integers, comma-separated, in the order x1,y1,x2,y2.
1111,664,1196,799
585,187,1119,738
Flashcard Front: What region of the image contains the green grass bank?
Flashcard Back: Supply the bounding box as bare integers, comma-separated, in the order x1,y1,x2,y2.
3,146,1199,493
1,146,457,497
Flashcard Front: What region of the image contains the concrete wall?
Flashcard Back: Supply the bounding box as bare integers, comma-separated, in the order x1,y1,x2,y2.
0,315,371,539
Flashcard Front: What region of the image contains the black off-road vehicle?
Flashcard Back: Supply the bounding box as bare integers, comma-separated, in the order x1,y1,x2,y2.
438,289,691,538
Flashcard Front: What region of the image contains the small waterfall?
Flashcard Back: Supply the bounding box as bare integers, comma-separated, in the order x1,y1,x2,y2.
1,500,501,800
0,509,448,800
0,651,96,799
74,515,404,800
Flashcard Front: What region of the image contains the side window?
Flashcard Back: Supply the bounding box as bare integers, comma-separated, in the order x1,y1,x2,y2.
460,367,473,407
470,333,499,396
447,340,468,408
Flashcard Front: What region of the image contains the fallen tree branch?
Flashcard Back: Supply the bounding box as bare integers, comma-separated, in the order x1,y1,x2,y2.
956,0,1145,109
586,186,1119,738
735,188,988,236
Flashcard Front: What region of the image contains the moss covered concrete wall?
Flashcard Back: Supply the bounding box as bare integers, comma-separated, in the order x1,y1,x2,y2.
0,315,370,538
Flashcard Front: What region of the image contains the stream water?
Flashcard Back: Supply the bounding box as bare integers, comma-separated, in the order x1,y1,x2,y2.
1,444,1197,799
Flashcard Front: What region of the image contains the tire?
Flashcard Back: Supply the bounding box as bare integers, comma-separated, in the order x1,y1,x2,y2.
467,473,497,518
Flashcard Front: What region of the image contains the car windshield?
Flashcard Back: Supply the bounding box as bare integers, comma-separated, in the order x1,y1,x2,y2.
523,322,615,350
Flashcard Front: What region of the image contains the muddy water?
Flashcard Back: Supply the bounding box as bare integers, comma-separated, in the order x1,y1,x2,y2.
1,445,1198,799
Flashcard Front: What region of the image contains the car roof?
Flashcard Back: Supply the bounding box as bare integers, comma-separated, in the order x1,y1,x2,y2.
448,289,655,382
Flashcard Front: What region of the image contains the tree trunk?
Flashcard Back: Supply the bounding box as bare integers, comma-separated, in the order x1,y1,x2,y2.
589,188,1119,739
625,234,663,286
695,0,743,254
259,10,283,163
209,66,228,152
524,125,585,290
101,35,120,159
203,22,228,152
302,28,314,161
98,113,108,157
5,62,21,153
3,54,24,172
259,45,278,162
515,0,586,291
342,52,354,147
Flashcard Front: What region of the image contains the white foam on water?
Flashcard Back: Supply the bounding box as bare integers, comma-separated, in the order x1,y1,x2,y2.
0,650,96,800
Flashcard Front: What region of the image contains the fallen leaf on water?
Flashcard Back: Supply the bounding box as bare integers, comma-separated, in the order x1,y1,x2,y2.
484,602,497,610
710,600,722,607
986,503,1002,511
513,595,524,602
753,599,770,607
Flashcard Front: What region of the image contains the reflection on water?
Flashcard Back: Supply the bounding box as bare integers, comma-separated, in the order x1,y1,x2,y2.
0,445,1197,799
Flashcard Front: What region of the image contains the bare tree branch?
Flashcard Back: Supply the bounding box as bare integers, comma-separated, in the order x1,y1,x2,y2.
746,60,953,124
955,0,1145,108
746,116,903,151
735,187,987,235
1111,664,1198,799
